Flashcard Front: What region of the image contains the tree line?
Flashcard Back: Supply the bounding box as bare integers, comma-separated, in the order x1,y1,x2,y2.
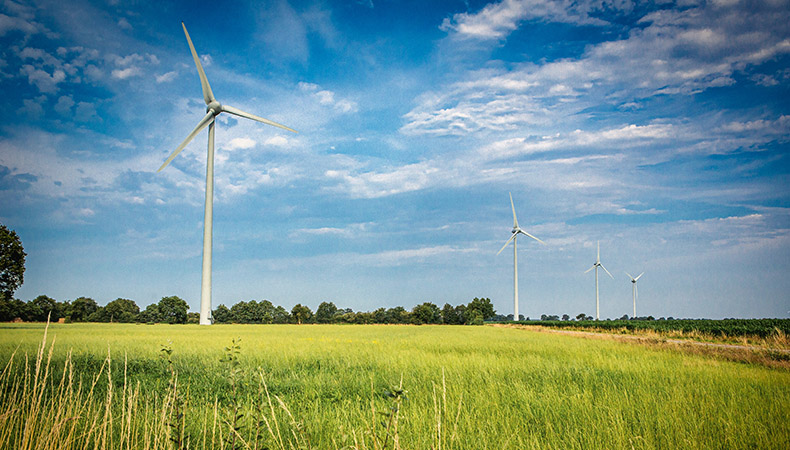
0,294,498,326
0,295,191,323
213,297,496,325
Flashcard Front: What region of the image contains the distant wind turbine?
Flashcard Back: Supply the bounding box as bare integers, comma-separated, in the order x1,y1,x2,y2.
584,241,613,320
497,193,545,322
158,23,297,325
626,271,644,318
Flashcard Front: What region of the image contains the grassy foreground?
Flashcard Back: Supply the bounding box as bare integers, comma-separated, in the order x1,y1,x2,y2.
0,323,788,449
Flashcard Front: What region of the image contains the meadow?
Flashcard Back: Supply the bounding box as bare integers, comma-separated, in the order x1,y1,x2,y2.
1,323,788,449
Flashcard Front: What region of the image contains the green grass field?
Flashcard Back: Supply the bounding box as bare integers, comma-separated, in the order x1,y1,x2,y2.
1,323,788,449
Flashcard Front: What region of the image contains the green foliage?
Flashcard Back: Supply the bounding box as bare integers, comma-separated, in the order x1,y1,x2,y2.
0,223,25,297
291,303,313,324
315,301,338,323
139,303,161,323
411,302,442,324
91,298,140,323
213,304,232,323
69,296,98,322
466,297,495,322
29,294,61,322
158,295,189,324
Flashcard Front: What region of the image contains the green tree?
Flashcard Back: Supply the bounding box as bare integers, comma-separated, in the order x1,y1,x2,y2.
158,296,188,324
442,303,464,325
257,300,277,324
386,306,410,324
139,303,162,323
412,302,442,324
100,298,140,323
291,304,313,324
0,297,25,321
272,305,290,324
466,297,495,322
0,224,26,298
29,295,60,322
372,307,388,324
212,304,231,323
69,297,98,322
315,301,338,323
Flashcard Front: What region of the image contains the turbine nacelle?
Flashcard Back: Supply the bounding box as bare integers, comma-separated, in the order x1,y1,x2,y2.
207,100,222,115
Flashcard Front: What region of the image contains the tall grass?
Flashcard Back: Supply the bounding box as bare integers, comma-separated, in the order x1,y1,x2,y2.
0,323,788,449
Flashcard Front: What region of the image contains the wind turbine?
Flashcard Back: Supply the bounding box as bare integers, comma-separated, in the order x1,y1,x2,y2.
625,271,644,318
496,193,545,322
584,241,613,320
158,23,297,325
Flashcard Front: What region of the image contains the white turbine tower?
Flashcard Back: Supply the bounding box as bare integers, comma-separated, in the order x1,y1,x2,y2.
158,23,297,325
584,241,613,320
625,271,644,318
496,193,545,322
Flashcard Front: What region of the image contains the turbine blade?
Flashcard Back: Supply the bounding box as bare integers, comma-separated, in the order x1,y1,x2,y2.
518,230,546,245
182,22,215,105
221,104,297,133
625,271,634,280
597,241,600,263
496,234,516,256
157,111,215,172
635,272,644,281
600,264,614,279
509,192,519,228
584,265,595,274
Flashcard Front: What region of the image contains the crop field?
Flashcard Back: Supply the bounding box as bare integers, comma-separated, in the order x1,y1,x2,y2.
512,319,790,340
1,323,788,449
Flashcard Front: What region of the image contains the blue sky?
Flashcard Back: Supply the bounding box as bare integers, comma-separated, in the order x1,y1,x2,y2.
1,0,788,319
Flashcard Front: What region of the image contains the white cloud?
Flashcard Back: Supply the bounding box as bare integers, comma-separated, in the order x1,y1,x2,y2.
299,82,358,114
226,137,257,150
75,102,99,122
54,95,74,116
156,71,177,83
440,0,614,40
409,1,790,137
291,222,373,238
20,64,65,93
20,97,45,119
0,12,40,37
111,66,141,79
264,135,289,147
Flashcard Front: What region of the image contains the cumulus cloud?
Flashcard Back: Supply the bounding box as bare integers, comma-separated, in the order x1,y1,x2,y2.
156,71,177,83
264,135,290,147
20,65,65,93
226,137,257,150
0,12,41,37
298,81,358,113
111,66,141,79
407,0,790,136
54,95,75,115
440,0,617,40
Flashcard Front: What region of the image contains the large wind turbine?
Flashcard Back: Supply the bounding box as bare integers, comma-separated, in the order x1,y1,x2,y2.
625,271,644,318
158,23,296,325
584,241,613,320
497,193,545,322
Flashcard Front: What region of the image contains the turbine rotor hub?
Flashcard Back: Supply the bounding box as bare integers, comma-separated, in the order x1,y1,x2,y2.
207,101,222,115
